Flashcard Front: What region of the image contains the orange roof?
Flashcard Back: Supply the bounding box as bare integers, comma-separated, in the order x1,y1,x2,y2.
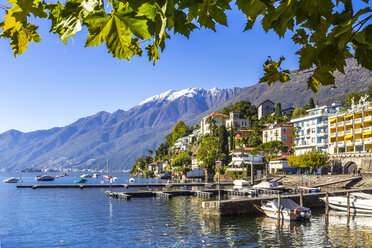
271,156,288,161
205,112,229,118
232,147,255,151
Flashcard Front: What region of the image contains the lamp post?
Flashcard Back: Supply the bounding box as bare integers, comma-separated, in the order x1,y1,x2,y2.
216,160,222,203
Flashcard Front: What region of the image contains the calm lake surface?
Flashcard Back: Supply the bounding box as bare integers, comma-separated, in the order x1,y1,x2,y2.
1,173,372,247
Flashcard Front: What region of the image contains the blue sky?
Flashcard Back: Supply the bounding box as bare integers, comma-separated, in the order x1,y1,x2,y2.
0,5,301,133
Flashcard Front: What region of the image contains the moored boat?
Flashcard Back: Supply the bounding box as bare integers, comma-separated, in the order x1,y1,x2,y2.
253,181,283,189
321,192,372,214
80,174,93,178
3,177,19,183
92,174,100,179
260,198,312,221
35,175,55,181
298,186,321,193
74,178,87,183
233,179,250,186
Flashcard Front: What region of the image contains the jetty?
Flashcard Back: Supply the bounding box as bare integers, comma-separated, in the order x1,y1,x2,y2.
16,182,234,189
201,188,372,216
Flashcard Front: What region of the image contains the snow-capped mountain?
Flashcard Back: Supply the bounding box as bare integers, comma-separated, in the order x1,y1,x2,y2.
0,87,242,171
138,88,222,106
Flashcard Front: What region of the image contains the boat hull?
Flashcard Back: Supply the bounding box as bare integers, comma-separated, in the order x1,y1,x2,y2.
261,209,311,221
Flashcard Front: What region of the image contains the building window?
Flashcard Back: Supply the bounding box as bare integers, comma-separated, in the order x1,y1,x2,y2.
311,137,315,143
283,135,287,141
283,128,287,133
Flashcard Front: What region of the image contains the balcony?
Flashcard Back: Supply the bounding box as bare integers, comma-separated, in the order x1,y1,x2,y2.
330,142,336,147
365,116,372,122
355,139,363,145
355,118,362,123
337,121,344,126
365,138,372,144
364,126,372,132
330,123,336,128
345,129,353,135
317,132,327,137
338,131,345,136
345,120,353,125
330,133,336,138
338,141,345,147
346,140,354,146
355,128,362,133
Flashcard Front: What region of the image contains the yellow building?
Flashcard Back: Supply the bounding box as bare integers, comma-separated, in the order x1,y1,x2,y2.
329,96,372,154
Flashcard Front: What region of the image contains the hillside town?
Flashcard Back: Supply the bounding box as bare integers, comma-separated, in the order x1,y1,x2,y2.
131,89,372,182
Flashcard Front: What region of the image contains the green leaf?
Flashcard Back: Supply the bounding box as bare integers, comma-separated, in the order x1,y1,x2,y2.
296,45,316,70
84,9,150,60
307,68,335,93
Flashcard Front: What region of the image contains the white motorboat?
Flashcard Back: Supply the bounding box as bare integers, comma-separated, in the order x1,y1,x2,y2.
113,177,118,181
35,175,55,181
253,181,283,189
80,174,93,178
92,174,100,179
321,192,372,214
3,177,19,183
129,178,135,183
233,180,250,186
261,198,312,221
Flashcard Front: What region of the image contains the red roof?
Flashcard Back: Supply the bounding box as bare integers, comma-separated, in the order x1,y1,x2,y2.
206,112,229,118
232,147,255,152
271,156,289,161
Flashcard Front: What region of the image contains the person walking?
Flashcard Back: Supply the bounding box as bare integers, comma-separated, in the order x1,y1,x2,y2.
357,169,361,177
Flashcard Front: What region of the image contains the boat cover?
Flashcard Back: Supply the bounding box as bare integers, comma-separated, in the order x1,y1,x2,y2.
273,199,310,212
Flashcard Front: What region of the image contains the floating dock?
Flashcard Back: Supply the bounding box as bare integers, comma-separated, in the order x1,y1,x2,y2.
202,188,372,216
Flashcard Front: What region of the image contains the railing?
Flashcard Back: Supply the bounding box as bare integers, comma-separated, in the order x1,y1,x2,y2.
345,129,353,135
355,118,362,123
338,141,345,146
355,128,362,133
330,123,336,128
365,137,372,143
338,131,345,136
365,116,372,122
317,132,327,137
355,139,363,145
345,119,353,125
330,133,336,138
337,121,344,126
364,126,372,132
346,140,353,146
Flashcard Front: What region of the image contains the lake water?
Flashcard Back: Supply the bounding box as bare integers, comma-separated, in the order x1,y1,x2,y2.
1,173,372,247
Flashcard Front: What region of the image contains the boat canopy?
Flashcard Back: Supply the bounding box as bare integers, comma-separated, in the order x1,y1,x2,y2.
273,198,310,212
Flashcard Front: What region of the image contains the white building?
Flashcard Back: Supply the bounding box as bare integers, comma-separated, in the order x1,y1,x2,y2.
200,112,229,135
258,100,275,119
225,111,249,130
291,104,343,155
268,156,296,173
227,148,264,172
173,136,190,151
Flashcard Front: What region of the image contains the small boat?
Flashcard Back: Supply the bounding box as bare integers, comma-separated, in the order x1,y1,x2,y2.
298,186,321,193
74,178,87,183
252,181,283,189
80,174,93,178
321,192,372,214
92,174,100,179
35,175,55,181
233,179,250,186
260,198,312,221
112,177,118,181
129,178,135,183
104,174,112,180
3,177,19,183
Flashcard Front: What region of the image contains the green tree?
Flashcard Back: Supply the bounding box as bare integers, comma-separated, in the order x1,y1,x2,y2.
205,116,218,136
222,101,258,119
367,84,372,100
251,141,288,174
292,108,307,119
171,151,191,176
308,98,316,109
196,135,218,169
217,125,229,165
172,120,187,143
274,103,282,119
3,1,371,92
302,150,330,170
288,154,304,168
344,92,363,106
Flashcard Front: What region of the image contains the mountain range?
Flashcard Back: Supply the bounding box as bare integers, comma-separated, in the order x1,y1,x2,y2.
0,59,371,172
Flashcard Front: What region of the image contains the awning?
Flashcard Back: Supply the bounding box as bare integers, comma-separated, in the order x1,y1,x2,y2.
329,118,336,122
345,114,353,118
345,134,353,139
364,131,372,136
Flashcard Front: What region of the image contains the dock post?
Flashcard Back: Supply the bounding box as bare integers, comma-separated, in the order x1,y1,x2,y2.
325,192,329,218
347,192,350,215
300,191,303,207
277,195,281,220
250,161,254,185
